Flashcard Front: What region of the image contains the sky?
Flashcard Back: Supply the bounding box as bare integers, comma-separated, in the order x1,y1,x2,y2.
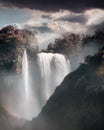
0,0,104,49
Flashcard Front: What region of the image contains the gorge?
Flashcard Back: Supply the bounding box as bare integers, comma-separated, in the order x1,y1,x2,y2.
22,50,71,119
0,25,104,130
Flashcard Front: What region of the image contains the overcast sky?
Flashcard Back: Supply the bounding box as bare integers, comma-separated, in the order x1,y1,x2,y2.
0,0,104,11
0,1,104,49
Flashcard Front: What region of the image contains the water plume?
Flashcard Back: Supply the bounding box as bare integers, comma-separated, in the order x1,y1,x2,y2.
37,53,71,101
22,49,34,119
21,51,71,119
22,50,29,99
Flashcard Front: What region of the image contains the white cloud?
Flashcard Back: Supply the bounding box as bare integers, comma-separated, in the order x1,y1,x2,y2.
23,8,104,49
85,9,104,26
36,33,59,50
0,7,104,50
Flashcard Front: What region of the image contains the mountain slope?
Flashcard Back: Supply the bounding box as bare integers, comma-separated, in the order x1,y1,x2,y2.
0,25,38,73
23,47,104,130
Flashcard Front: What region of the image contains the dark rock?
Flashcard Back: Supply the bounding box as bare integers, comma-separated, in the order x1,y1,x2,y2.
47,33,82,56
82,28,104,47
0,25,38,73
45,29,104,58
22,47,104,130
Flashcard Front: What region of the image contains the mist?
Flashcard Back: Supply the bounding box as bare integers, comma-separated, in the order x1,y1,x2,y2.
0,26,102,121
70,42,101,72
0,46,71,120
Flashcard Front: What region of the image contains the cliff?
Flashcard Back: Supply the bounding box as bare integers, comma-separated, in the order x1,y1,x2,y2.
45,29,104,57
0,26,38,130
0,25,38,73
23,47,104,130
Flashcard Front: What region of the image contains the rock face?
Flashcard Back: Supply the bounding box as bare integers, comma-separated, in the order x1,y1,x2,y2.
46,29,104,57
83,28,104,47
0,25,104,130
0,26,38,128
47,34,82,55
23,47,104,130
0,25,38,73
45,29,104,71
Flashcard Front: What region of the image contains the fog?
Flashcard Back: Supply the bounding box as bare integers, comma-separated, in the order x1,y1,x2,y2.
0,49,71,120
70,42,100,72
0,24,102,121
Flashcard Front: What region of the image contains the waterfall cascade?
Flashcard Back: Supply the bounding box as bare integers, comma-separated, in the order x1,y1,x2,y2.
37,53,71,101
22,50,36,119
21,51,71,119
22,50,29,98
2,51,71,120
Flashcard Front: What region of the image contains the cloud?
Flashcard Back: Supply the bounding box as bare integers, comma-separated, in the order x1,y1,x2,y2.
0,0,104,12
85,9,104,26
41,15,51,19
23,9,104,50
83,9,104,33
0,7,104,50
25,25,53,33
55,14,88,24
23,9,104,39
87,22,104,33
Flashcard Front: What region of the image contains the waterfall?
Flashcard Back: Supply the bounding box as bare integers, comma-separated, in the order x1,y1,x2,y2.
21,51,70,119
2,50,70,120
37,53,71,101
22,49,35,119
22,50,29,98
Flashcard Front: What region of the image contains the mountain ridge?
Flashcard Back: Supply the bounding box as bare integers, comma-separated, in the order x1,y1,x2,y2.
21,47,104,130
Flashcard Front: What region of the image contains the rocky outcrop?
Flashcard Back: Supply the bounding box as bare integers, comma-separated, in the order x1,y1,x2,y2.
0,25,38,73
0,25,104,130
47,33,82,56
22,47,104,130
45,29,104,57
83,28,104,47
0,26,38,122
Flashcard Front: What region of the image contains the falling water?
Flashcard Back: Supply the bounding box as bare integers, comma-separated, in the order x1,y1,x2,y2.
22,50,29,98
22,49,34,119
21,51,71,119
37,53,71,101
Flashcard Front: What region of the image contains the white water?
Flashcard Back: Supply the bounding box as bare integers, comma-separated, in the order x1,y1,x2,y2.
37,53,71,101
22,50,29,98
21,51,70,119
22,50,36,119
